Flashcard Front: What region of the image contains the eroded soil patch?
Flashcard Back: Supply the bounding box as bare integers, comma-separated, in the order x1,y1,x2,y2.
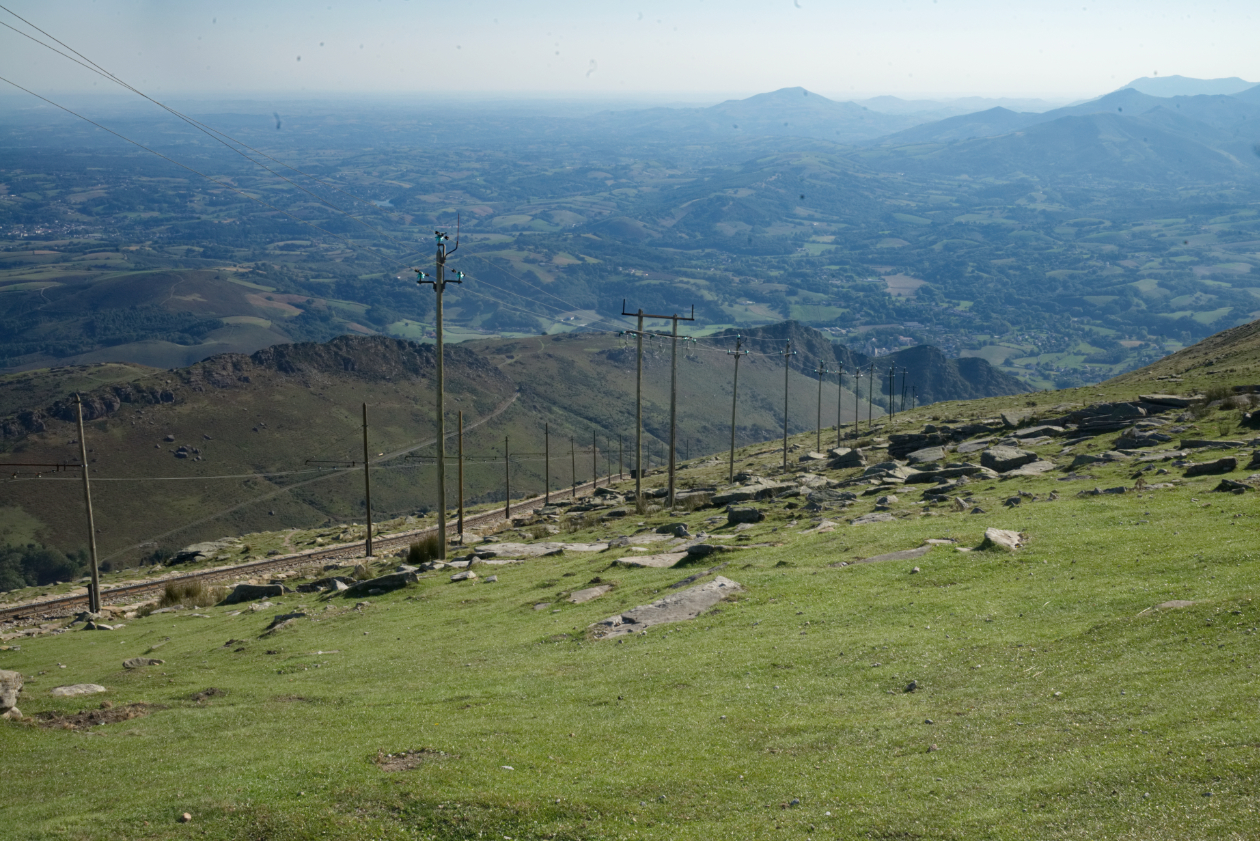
35,703,161,730
374,748,457,772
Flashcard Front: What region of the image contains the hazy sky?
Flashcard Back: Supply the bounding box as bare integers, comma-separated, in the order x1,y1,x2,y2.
1,0,1256,103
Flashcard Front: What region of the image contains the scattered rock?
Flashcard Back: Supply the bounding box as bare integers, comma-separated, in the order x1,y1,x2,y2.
1,707,21,721
343,571,418,596
828,448,866,469
851,512,894,526
221,583,285,605
122,658,164,670
179,813,192,824
484,575,498,583
0,669,22,713
980,446,1038,473
450,571,477,582
1214,479,1250,494
589,576,744,639
980,528,1024,551
568,584,614,604
50,684,107,698
726,506,764,525
613,552,688,569
1184,457,1237,477
907,446,947,464
905,680,918,693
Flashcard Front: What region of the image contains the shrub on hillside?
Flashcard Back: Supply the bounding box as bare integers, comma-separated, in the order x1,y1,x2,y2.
407,535,442,566
0,543,89,591
158,579,226,608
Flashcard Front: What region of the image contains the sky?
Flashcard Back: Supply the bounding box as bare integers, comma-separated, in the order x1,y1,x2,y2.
1,0,1257,104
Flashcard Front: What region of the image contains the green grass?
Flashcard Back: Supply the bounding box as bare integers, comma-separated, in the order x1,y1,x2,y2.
3,409,1260,838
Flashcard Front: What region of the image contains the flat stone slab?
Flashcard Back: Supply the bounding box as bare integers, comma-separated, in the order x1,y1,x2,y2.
1180,439,1247,450
612,552,688,569
854,545,932,564
1140,394,1195,408
851,512,895,526
957,439,991,454
568,584,615,604
343,571,418,596
1156,600,1196,609
589,576,743,639
221,583,284,605
1184,457,1237,477
51,684,107,698
1001,460,1057,477
122,658,164,670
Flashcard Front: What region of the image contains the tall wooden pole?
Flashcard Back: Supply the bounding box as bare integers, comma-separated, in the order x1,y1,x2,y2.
867,360,875,430
814,364,829,453
570,436,576,499
457,410,465,536
781,341,793,471
504,436,510,522
414,230,461,561
727,336,745,483
544,422,550,505
668,317,680,508
74,394,101,614
835,364,844,448
362,403,373,558
635,314,644,503
593,429,598,491
619,434,623,480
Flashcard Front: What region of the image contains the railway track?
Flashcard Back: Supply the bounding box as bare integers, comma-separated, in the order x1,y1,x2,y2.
0,476,619,625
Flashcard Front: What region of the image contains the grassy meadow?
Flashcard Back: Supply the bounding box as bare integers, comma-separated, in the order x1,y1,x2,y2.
3,383,1260,838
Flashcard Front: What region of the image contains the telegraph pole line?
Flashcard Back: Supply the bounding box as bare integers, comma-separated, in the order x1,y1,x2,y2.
362,403,374,558
544,423,550,505
813,362,832,453
727,335,748,483
74,394,101,614
622,300,694,508
570,436,576,499
413,223,463,561
900,368,910,413
592,430,598,490
504,436,511,522
619,434,624,480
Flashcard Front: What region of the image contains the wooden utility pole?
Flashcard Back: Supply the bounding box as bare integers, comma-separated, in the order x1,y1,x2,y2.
727,335,747,483
544,423,550,505
901,368,910,413
813,363,832,453
504,436,511,521
621,301,694,508
618,434,624,480
835,364,845,448
362,403,374,558
852,369,862,441
74,394,101,614
457,411,465,536
887,366,897,424
414,226,462,560
570,436,576,499
867,360,876,430
779,341,795,471
619,308,646,508
592,430,598,491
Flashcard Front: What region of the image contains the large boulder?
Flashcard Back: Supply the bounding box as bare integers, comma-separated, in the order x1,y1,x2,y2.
980,446,1038,473
342,571,418,596
0,669,21,713
828,448,867,469
726,506,764,525
1184,457,1237,477
907,446,947,465
220,583,285,605
980,528,1025,551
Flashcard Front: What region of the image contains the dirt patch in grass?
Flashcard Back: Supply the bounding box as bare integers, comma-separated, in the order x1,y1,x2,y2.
270,694,309,703
189,687,227,703
35,703,161,730
374,748,457,772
